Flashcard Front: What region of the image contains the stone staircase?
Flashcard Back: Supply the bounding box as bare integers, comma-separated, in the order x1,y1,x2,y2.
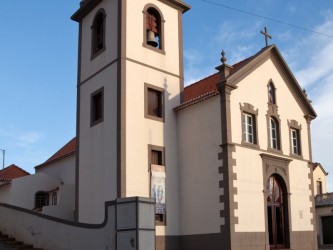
0,232,42,250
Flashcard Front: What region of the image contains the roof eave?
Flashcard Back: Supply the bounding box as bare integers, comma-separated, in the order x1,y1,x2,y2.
71,0,103,22
35,151,76,170
159,0,191,13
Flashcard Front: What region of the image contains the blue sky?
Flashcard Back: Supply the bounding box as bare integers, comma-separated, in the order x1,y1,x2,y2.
1,1,333,190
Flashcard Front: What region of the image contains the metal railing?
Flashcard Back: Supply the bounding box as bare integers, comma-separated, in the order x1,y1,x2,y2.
315,192,333,207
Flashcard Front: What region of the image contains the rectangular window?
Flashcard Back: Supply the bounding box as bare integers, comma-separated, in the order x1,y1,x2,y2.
240,103,258,148
317,181,323,195
149,145,166,225
145,83,164,122
151,150,162,165
243,113,255,143
148,88,162,117
291,128,301,155
91,87,104,126
269,118,278,149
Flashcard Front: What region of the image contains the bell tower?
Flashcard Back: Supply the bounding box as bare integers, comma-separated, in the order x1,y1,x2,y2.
71,0,190,237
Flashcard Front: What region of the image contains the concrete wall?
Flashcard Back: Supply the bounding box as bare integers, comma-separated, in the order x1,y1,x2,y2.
177,96,223,235
0,173,60,210
0,197,154,250
0,173,75,221
43,184,75,220
36,155,75,184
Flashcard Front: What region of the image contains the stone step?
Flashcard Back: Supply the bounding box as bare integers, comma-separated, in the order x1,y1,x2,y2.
0,234,42,250
15,245,34,249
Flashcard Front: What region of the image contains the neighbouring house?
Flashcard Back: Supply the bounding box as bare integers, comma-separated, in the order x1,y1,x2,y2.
0,164,30,184
0,139,76,220
313,162,333,247
0,0,324,249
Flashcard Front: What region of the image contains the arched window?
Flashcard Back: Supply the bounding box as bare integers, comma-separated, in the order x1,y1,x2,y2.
91,9,106,57
268,82,276,104
52,192,57,206
269,117,280,150
144,6,164,51
35,191,49,209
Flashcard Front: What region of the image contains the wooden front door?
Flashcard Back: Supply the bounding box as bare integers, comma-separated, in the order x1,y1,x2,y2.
267,175,286,249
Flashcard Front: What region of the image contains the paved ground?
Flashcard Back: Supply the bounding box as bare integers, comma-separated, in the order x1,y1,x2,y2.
0,242,14,250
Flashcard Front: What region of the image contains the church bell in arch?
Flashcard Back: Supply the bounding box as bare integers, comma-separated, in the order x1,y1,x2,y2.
147,30,158,47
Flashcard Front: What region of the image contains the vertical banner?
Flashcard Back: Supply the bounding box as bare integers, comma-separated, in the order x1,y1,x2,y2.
151,164,166,214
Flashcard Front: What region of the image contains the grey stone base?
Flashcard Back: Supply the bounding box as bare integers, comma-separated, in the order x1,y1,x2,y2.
290,231,317,250
157,230,316,250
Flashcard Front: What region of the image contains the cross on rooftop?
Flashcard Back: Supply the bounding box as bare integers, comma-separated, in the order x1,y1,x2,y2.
260,27,272,47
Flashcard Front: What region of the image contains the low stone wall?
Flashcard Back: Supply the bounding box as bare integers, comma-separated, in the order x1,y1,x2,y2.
0,197,155,250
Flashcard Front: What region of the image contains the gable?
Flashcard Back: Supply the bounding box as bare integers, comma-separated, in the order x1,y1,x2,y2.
226,45,316,119
177,45,316,120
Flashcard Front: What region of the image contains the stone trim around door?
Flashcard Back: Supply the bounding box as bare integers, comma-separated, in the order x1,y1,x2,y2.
261,153,292,249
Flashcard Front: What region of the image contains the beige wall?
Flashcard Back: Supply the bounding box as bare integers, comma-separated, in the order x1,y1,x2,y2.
177,96,223,235
123,0,183,235
229,57,314,232
80,0,118,82
313,166,328,195
233,147,266,232
230,58,310,159
289,161,313,231
78,64,118,223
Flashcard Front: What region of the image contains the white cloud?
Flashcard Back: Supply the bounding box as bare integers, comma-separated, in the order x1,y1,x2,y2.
17,132,42,147
286,13,333,191
287,4,296,13
184,20,262,86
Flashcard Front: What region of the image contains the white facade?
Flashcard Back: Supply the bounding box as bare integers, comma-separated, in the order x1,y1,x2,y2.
74,0,188,232
0,1,321,249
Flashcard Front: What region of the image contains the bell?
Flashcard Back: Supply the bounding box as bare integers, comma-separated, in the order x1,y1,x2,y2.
147,30,158,47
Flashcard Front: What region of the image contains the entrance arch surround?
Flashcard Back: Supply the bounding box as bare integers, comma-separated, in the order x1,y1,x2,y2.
260,153,292,249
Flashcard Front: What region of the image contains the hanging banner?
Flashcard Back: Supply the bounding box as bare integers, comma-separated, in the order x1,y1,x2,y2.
151,164,166,214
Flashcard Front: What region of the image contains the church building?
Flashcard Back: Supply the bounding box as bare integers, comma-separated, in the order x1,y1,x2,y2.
69,0,318,249
0,0,320,250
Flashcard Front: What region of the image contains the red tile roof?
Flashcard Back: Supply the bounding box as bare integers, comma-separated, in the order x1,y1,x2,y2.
35,137,76,169
183,73,220,102
177,56,254,111
0,164,30,181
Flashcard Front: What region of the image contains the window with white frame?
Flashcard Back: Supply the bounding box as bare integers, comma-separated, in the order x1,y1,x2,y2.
243,113,254,143
288,120,302,157
269,117,279,149
240,103,259,147
291,128,300,155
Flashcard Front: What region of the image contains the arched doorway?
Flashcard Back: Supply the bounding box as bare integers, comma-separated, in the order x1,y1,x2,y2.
266,175,289,249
